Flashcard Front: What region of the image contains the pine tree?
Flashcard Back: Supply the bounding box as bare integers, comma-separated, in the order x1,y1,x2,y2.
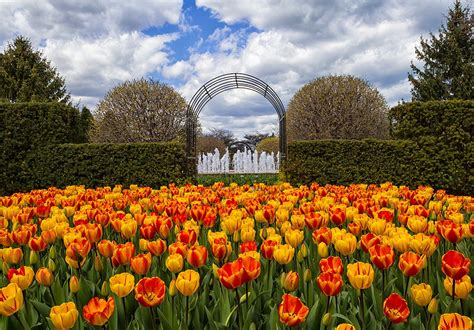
0,36,70,103
408,1,473,101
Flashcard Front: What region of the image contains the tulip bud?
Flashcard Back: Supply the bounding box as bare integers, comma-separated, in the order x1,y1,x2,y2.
139,239,149,251
101,281,108,296
304,269,312,283
282,271,299,292
427,298,438,314
322,313,332,326
249,323,257,330
29,250,39,265
318,242,328,258
2,261,8,274
212,263,219,278
300,243,308,258
94,255,103,272
280,272,287,288
169,279,177,297
297,249,304,263
49,246,57,259
69,275,80,293
48,258,57,272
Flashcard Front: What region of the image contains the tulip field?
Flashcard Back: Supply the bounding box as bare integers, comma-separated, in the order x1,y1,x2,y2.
0,182,472,330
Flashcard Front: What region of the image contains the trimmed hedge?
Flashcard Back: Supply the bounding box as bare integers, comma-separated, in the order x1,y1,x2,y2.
0,102,83,194
284,139,471,195
285,100,473,195
389,100,473,143
25,143,187,191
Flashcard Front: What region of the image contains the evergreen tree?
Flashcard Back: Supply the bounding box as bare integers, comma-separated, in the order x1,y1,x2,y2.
0,36,70,103
408,1,473,101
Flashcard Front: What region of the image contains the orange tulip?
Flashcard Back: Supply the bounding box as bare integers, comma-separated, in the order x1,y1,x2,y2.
281,271,299,292
319,256,343,274
134,277,166,307
217,259,245,289
330,207,346,226
369,244,395,270
317,271,343,296
147,239,167,257
97,240,115,258
11,227,32,245
437,220,463,244
111,242,135,267
211,237,228,261
83,297,115,326
260,239,278,259
130,253,152,275
168,241,188,257
66,237,91,262
241,256,261,283
398,252,425,277
360,233,382,253
177,229,198,246
383,293,410,324
240,241,257,253
35,267,53,287
84,223,102,243
278,293,309,327
139,223,156,240
29,236,47,252
335,324,356,330
312,227,332,245
438,313,472,330
186,245,208,268
441,250,471,280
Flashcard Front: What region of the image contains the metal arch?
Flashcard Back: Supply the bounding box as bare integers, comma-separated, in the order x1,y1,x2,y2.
228,140,257,152
186,73,287,176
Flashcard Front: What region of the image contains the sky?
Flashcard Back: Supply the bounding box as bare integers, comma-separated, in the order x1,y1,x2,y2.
0,0,462,138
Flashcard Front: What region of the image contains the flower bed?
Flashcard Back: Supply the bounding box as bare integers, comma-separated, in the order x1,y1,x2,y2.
0,182,472,329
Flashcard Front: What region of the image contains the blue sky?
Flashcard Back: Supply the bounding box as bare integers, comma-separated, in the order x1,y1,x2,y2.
0,0,459,137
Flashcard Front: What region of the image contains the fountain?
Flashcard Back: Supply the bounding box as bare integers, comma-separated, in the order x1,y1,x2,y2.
197,148,279,174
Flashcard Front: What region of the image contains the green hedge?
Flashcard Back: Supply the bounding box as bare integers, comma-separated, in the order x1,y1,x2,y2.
20,142,187,192
284,139,471,195
0,102,84,194
389,100,473,143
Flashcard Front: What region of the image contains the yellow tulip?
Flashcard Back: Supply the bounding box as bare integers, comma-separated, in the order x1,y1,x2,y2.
347,262,374,290
50,302,79,330
0,283,23,316
410,283,432,306
273,244,295,265
176,269,200,296
109,273,135,298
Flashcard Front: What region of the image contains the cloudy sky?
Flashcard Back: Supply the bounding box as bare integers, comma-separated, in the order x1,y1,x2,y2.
0,0,460,137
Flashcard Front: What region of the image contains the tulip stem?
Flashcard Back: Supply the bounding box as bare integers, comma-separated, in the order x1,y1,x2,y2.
185,296,189,327
359,289,365,330
403,276,410,299
382,269,385,298
48,286,56,305
13,313,26,330
245,281,249,311
452,278,456,301
324,296,330,330
235,289,242,330
386,320,392,330
460,299,464,314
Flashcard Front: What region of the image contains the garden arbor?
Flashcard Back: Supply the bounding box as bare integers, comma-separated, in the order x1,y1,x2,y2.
186,73,287,175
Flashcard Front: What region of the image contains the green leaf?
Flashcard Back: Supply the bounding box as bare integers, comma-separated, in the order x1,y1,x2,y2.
30,300,51,317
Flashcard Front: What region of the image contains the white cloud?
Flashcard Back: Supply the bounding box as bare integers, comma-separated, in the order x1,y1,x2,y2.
0,1,182,44
43,32,178,107
168,0,454,137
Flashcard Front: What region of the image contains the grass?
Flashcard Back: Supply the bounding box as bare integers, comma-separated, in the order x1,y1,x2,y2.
196,173,279,186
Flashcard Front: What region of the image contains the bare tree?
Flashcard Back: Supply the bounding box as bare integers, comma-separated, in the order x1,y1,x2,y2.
287,75,390,141
91,78,187,143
